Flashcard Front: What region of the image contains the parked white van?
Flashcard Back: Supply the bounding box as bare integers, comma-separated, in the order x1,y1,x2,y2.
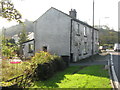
114,43,120,51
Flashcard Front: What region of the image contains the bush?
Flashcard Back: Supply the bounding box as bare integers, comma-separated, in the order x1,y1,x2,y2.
53,56,66,71
1,59,34,88
31,51,66,80
35,63,54,80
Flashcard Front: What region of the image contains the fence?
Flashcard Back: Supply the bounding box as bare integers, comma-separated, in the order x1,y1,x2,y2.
3,73,33,88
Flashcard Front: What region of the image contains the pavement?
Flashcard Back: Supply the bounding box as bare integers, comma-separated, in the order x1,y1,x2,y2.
70,52,109,66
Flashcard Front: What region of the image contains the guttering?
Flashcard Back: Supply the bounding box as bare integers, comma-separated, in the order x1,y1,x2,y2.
33,39,35,56
34,21,37,55
22,39,34,44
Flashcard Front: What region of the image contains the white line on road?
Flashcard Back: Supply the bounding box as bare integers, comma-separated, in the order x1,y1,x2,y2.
110,53,114,65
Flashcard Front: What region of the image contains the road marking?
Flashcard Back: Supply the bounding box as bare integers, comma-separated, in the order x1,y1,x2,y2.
110,53,113,65
110,53,119,89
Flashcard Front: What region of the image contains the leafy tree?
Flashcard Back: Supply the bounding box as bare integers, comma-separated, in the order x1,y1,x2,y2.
2,38,18,59
18,29,28,44
7,38,15,45
95,25,119,48
97,25,119,49
0,0,23,59
0,0,22,23
17,28,29,59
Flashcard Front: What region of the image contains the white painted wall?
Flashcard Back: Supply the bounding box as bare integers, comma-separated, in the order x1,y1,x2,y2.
34,8,71,56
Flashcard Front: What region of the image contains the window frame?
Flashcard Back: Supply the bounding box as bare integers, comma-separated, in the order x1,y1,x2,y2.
76,23,80,36
83,26,87,37
42,46,47,52
28,44,34,53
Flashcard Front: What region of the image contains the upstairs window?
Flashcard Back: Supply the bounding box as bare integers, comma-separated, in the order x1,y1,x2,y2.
77,24,79,34
84,26,87,36
76,23,80,36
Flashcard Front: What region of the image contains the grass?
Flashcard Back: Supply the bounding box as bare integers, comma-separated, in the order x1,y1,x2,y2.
31,65,112,88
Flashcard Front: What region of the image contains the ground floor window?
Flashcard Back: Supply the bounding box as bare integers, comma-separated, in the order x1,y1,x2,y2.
28,44,34,53
84,42,87,55
42,46,47,52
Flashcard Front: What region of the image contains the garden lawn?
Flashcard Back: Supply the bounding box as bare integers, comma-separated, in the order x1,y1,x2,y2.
32,65,112,88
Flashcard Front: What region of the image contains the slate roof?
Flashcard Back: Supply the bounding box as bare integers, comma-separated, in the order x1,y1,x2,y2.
51,7,98,31
34,7,98,31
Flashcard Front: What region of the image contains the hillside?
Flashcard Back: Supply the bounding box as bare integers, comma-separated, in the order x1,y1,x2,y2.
98,27,119,45
0,20,33,38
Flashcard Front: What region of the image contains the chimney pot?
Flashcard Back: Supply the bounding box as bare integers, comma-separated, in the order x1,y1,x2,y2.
69,9,77,19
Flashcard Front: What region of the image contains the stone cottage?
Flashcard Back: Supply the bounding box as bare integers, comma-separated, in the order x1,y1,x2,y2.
33,7,99,62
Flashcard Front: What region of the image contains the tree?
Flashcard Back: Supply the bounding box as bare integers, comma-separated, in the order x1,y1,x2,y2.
95,25,119,48
0,0,22,23
18,29,28,44
0,0,22,59
2,38,18,59
17,28,28,59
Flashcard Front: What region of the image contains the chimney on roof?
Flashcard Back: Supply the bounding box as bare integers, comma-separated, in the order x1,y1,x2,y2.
69,9,77,19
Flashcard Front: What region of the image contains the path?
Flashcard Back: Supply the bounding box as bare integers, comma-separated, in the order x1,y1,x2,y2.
70,52,109,66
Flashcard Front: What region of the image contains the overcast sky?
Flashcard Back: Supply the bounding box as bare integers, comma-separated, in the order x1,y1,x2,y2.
0,0,119,31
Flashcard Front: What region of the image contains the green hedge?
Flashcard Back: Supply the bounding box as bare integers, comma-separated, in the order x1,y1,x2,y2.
31,51,66,80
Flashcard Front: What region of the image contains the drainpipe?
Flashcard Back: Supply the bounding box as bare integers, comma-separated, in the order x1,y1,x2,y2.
92,0,95,55
70,19,73,62
33,39,35,56
33,21,37,55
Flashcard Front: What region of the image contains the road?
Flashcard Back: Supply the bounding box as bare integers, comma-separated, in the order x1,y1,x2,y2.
109,51,120,83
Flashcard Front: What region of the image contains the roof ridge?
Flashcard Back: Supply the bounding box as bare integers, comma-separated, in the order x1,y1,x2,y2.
51,7,98,30
34,7,98,30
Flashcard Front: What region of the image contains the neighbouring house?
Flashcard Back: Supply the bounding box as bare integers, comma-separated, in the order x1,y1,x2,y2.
22,39,34,59
22,32,34,58
33,7,99,62
10,32,34,59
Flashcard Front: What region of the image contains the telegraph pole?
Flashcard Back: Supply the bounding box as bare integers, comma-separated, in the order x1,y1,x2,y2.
93,0,94,28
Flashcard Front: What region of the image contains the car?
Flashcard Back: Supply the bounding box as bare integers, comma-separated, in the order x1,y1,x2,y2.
114,43,120,52
99,46,107,50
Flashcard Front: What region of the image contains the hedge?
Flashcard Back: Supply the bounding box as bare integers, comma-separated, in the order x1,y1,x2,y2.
31,51,66,80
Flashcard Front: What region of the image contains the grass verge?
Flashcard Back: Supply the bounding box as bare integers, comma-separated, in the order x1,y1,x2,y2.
31,65,112,88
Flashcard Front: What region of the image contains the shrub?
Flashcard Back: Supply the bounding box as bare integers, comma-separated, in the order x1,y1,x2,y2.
31,51,66,80
35,63,54,80
53,56,66,71
1,59,34,88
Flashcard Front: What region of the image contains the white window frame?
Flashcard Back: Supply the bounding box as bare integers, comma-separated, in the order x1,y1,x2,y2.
84,26,87,36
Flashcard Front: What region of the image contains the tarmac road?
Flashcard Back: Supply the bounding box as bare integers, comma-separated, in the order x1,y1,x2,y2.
110,51,120,82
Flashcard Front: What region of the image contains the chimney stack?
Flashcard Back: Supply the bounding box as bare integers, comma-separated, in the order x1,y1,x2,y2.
69,9,77,19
